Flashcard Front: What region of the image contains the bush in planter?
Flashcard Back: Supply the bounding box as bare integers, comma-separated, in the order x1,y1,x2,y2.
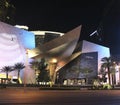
103,83,112,90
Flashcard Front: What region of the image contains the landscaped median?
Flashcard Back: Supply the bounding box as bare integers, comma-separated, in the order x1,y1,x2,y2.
0,84,119,90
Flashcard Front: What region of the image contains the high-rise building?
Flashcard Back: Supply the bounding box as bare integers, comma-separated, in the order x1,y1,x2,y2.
31,31,64,47
0,0,15,25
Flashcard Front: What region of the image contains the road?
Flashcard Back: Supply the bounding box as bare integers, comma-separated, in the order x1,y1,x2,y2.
0,88,120,105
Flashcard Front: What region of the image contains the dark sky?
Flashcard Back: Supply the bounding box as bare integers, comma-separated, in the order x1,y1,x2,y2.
10,0,120,56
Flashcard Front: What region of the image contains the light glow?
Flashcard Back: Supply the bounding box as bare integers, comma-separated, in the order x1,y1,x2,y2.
51,58,58,63
31,31,64,36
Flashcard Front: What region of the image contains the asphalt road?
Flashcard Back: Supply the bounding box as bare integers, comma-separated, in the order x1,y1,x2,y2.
0,88,120,105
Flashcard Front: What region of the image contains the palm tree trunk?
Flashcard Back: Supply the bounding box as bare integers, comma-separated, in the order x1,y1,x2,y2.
112,74,115,88
35,69,37,84
111,74,114,85
6,72,8,79
108,68,111,85
86,78,88,85
119,69,120,84
18,70,20,84
86,74,88,85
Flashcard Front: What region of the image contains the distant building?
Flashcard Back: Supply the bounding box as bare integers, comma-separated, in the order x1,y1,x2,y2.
14,26,64,47
0,0,15,25
31,31,64,47
15,25,29,30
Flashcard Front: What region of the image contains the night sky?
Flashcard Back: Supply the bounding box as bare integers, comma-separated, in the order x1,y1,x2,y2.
10,0,120,56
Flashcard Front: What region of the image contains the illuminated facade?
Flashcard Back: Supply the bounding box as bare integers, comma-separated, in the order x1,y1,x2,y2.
0,21,35,83
32,26,110,85
58,40,110,85
0,22,112,85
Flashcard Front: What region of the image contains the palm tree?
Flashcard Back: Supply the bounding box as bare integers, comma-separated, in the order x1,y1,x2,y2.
30,60,39,75
30,60,40,84
14,62,25,82
110,62,117,86
99,66,107,82
1,66,13,79
101,57,113,85
37,58,50,84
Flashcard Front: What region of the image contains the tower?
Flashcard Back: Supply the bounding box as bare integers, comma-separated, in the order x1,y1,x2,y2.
0,0,15,25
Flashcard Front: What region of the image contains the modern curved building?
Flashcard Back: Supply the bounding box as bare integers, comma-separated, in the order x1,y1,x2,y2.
0,22,35,83
30,26,111,85
0,21,113,85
